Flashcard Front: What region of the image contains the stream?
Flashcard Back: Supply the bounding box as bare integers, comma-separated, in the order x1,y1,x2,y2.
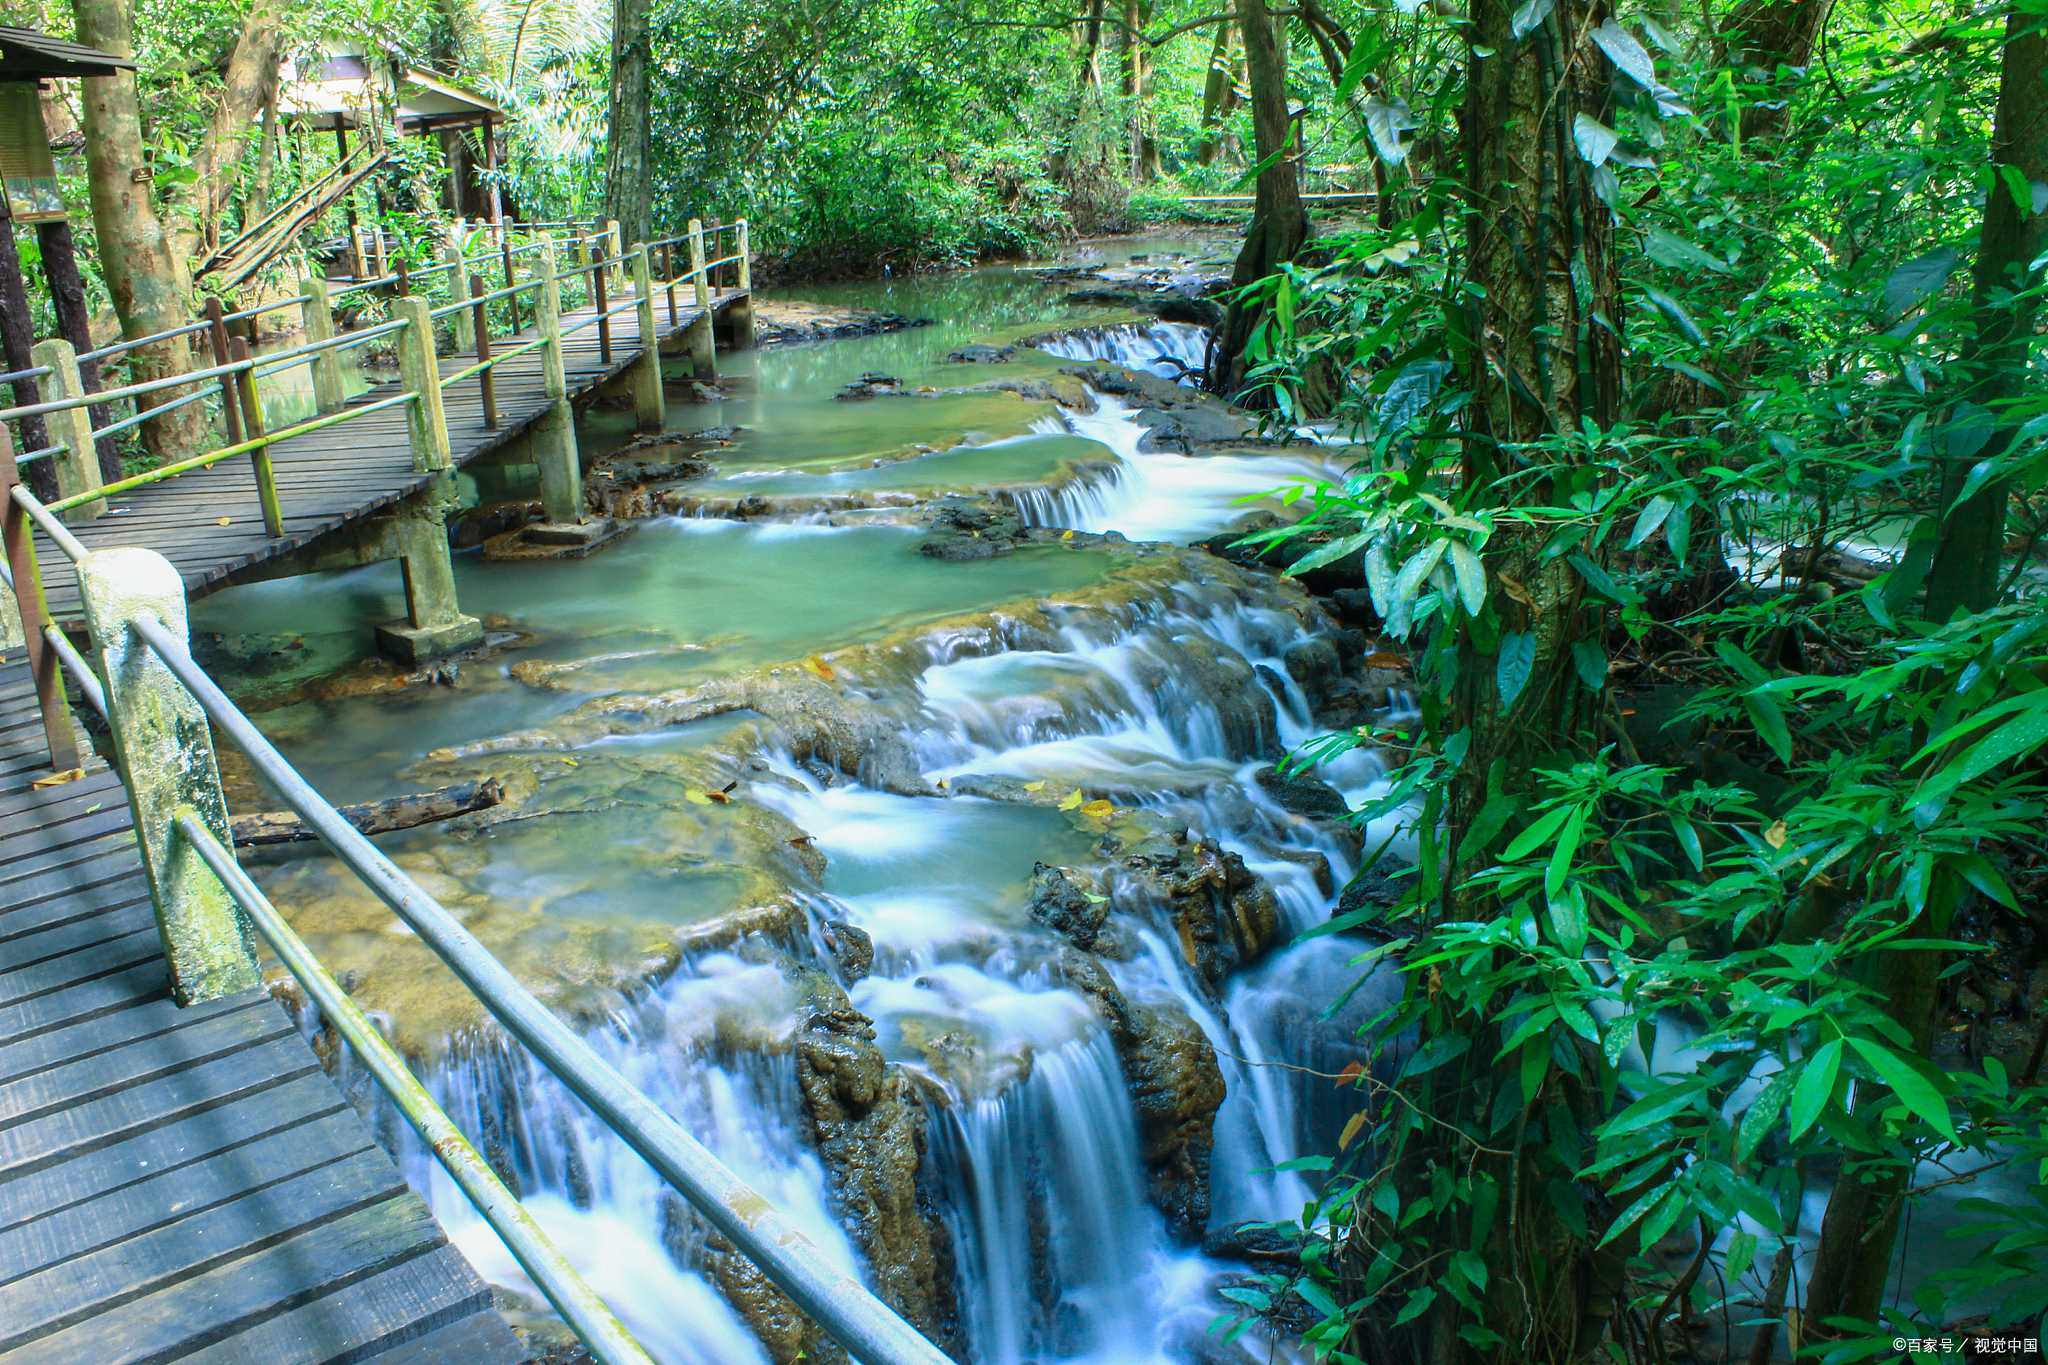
200,237,1399,1365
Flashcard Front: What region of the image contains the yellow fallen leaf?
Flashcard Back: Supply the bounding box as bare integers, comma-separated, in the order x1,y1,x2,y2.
1022,780,1046,792
803,655,836,681
1338,1109,1369,1152
1060,529,1075,541
217,516,232,526
563,757,578,766
1765,819,1788,848
684,790,713,805
32,768,84,788
1364,652,1409,669
1336,1060,1366,1086
1057,789,1085,811
1079,799,1115,820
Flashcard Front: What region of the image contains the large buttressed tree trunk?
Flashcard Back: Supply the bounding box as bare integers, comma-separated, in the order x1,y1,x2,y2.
172,0,293,262
72,0,208,461
1207,0,1308,398
604,0,654,244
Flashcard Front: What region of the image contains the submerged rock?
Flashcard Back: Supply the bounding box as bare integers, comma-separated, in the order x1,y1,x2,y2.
945,342,1017,363
1252,765,1351,820
795,977,959,1353
1123,834,1283,985
1026,863,1109,951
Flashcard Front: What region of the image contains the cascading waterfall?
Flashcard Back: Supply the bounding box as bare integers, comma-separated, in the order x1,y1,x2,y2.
324,304,1408,1365
1031,321,1212,386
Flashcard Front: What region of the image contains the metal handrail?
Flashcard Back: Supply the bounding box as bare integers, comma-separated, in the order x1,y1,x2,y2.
41,622,104,714
176,815,658,1365
10,484,89,561
130,617,954,1365
439,336,545,390
0,365,51,385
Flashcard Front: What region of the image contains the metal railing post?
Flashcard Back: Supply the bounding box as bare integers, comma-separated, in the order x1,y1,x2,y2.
33,339,105,521
392,296,454,472
470,275,498,429
76,545,259,1005
300,275,347,414
501,230,520,334
0,426,78,771
228,337,285,537
684,218,716,381
531,236,583,525
627,243,664,431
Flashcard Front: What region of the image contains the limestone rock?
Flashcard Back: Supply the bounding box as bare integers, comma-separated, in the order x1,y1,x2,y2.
1124,1000,1227,1242
1122,835,1282,985
1025,863,1108,950
1252,765,1351,821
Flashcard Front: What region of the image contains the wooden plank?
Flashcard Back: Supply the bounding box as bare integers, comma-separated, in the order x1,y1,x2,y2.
343,1304,527,1365
167,1246,512,1365
0,1030,321,1181
0,1071,350,1234
0,987,253,1088
0,1144,408,1340
0,998,294,1125
0,1106,373,1282
0,959,168,1047
0,1189,445,1365
0,856,153,929
0,900,156,997
0,924,163,1010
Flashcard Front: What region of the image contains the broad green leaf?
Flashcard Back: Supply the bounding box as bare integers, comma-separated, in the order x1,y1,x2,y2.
1744,693,1795,763
1629,495,1677,548
1363,95,1419,165
1509,0,1554,38
1846,1038,1957,1143
1930,708,2048,792
1640,287,1705,344
1591,18,1656,86
1392,1288,1437,1327
1503,804,1574,860
1366,538,1396,615
1571,638,1607,691
1880,247,1959,322
1546,810,1586,901
1573,113,1618,166
1448,538,1488,615
1394,539,1450,606
2001,163,2033,216
1664,502,1693,566
1286,530,1372,576
1724,1230,1759,1283
1737,1067,1796,1160
1644,226,1729,275
1546,885,1589,954
1497,632,1537,705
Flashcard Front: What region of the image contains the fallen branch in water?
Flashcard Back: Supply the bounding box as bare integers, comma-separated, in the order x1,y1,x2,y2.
230,777,505,848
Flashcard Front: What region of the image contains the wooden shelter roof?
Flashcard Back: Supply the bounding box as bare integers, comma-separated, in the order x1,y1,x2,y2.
0,26,135,80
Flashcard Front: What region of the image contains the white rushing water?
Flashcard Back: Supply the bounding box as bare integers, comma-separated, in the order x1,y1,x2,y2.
350,317,1407,1365
1033,321,1213,386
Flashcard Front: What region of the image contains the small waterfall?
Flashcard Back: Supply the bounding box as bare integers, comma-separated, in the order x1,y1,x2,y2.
1032,321,1213,386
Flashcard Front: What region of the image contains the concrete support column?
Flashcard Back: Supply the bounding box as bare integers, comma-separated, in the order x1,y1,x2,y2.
393,296,454,473
300,276,347,414
531,236,584,526
627,244,665,431
35,339,103,521
685,219,716,382
374,472,482,665
727,218,755,350
443,226,474,353
76,546,259,1005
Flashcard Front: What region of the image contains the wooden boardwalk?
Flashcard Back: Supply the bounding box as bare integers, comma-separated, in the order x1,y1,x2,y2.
38,282,747,619
0,658,528,1365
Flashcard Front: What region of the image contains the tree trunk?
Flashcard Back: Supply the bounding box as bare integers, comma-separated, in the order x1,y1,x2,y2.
604,0,655,244
1206,0,1309,398
1194,20,1238,165
72,0,208,464
1925,3,2047,623
249,61,280,232
36,220,121,482
173,0,292,262
0,218,53,500
1725,0,1834,141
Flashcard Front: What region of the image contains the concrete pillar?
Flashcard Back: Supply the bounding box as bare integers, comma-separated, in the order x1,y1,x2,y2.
34,339,103,521
393,296,454,473
373,472,482,665
300,276,347,414
443,229,474,353
529,236,584,526
627,244,664,431
76,547,260,1005
727,218,755,350
684,219,716,382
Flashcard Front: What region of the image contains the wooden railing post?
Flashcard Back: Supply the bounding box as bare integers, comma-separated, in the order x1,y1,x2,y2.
33,339,105,522
530,235,584,525
300,275,347,414
228,337,284,538
501,231,520,333
627,243,664,431
349,227,368,280
684,218,716,381
370,226,389,280
663,240,678,327
444,227,474,353
76,545,259,1005
201,298,246,448
392,296,454,473
0,423,79,771
470,275,498,429
591,224,612,365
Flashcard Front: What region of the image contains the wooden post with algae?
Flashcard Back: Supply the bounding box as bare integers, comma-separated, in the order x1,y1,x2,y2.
628,243,664,430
